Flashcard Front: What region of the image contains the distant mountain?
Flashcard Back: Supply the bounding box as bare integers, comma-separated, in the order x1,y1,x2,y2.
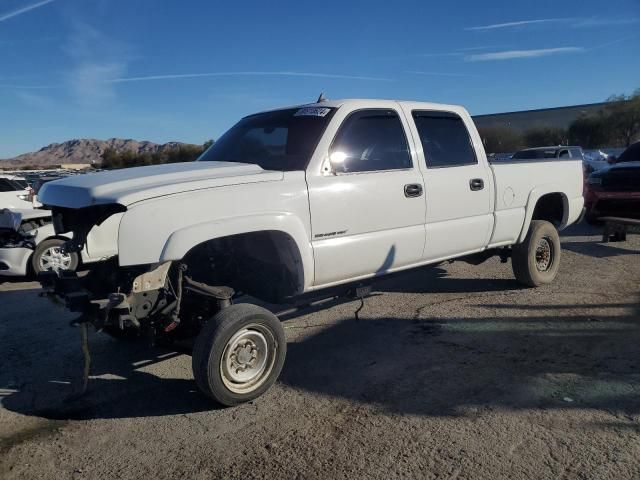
1,138,195,167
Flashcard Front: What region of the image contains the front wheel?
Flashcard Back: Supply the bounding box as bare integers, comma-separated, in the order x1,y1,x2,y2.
192,304,286,406
512,220,561,287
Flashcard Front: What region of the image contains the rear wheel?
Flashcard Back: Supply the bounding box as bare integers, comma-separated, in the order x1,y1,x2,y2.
192,304,286,406
512,220,561,287
31,238,78,275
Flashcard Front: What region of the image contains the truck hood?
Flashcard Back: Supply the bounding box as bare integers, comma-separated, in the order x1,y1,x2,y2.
39,161,283,208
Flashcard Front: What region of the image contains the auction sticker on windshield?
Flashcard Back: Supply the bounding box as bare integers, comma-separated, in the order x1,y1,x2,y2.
294,107,332,117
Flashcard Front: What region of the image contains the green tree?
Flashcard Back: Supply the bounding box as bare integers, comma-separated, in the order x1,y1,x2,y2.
523,127,567,148
605,90,640,147
100,140,214,169
567,114,610,148
477,125,523,154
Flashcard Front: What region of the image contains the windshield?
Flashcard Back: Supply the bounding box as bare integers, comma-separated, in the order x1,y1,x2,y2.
198,107,336,171
512,149,558,159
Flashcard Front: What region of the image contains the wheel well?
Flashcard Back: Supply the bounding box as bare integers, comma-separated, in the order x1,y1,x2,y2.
532,193,566,227
182,230,304,304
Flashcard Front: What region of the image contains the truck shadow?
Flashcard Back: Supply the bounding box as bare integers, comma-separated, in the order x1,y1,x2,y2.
375,265,521,294
1,338,216,421
0,287,216,420
280,298,640,416
2,283,639,421
562,241,638,258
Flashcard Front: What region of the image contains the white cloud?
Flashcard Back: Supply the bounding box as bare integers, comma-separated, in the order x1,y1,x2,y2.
0,0,55,23
110,71,393,83
572,17,639,28
63,24,130,106
69,62,126,106
15,90,54,109
465,18,572,31
404,71,482,78
466,16,638,31
465,47,584,62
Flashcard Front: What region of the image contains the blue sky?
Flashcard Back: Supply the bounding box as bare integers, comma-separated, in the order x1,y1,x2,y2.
0,0,638,158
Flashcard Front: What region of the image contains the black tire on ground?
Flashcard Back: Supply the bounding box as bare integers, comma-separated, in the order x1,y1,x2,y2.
31,238,79,275
511,220,561,287
192,303,286,407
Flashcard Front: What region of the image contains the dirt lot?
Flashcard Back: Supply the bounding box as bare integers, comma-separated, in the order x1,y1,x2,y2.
1,224,639,479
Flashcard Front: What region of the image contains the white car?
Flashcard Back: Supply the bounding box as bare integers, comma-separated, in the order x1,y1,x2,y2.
38,98,584,406
0,175,33,209
0,208,118,277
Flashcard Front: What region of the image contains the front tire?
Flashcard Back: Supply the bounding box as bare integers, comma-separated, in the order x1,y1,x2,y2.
192,304,286,407
31,238,79,275
512,220,561,287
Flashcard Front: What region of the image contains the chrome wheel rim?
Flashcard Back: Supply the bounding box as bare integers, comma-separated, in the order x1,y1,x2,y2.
535,237,553,272
220,323,277,394
39,246,73,273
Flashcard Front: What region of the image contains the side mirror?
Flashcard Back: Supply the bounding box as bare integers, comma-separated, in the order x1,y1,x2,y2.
607,155,617,164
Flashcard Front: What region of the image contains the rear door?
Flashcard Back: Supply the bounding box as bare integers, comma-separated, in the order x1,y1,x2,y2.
306,106,427,287
401,107,493,260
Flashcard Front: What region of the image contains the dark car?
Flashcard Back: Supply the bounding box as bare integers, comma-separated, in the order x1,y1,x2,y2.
584,142,640,222
512,146,584,161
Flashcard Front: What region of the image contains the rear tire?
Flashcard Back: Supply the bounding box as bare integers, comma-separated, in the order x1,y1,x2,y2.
512,220,561,287
31,238,79,275
192,304,286,407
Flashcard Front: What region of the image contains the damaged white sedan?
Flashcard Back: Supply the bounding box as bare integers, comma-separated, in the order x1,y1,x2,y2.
0,208,118,276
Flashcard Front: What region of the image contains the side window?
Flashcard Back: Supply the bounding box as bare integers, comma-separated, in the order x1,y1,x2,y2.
330,110,411,173
558,149,570,159
412,111,478,168
0,179,17,192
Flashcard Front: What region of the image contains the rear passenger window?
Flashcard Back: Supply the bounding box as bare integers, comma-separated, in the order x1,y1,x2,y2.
412,111,477,168
330,109,411,173
558,149,570,159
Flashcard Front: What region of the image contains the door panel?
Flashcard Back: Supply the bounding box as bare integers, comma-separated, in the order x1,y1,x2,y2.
308,171,426,285
400,106,493,260
306,107,426,287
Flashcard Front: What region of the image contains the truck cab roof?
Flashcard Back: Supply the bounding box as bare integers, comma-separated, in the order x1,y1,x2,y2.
251,98,467,117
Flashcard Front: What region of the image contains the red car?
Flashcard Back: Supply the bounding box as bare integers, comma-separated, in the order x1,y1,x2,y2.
584,142,640,223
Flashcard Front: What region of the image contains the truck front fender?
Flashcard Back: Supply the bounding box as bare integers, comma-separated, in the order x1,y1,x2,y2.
159,212,314,290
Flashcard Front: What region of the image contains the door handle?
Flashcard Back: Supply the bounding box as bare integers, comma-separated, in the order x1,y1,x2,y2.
404,183,423,198
469,178,484,191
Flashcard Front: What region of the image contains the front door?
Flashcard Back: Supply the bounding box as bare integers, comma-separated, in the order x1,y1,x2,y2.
307,108,426,287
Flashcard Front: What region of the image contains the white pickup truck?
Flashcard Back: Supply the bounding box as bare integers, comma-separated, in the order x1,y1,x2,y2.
38,99,584,406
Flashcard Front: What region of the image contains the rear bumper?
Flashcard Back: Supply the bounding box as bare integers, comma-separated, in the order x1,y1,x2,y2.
0,247,31,276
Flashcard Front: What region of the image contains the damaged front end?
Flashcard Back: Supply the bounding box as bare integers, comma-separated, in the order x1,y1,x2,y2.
39,204,234,342
40,260,234,340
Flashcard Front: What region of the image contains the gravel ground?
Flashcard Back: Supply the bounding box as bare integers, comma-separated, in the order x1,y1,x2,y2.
1,224,639,479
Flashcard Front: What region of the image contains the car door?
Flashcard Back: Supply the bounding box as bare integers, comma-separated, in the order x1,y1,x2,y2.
306,107,426,287
401,107,493,261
